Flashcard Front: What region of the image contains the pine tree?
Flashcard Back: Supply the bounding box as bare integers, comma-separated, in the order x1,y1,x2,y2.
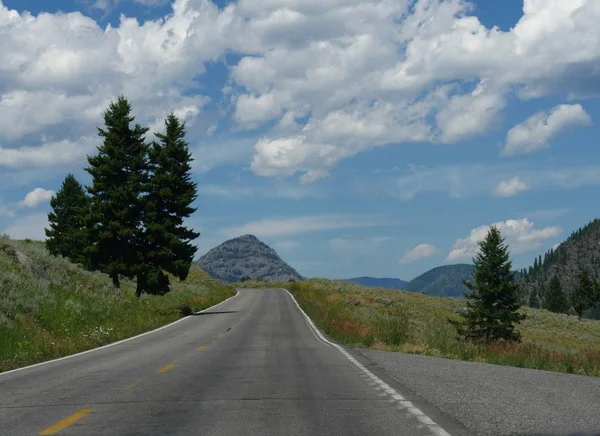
570,269,595,317
45,174,90,266
137,113,200,297
84,96,149,288
542,276,569,314
450,226,526,342
529,287,540,309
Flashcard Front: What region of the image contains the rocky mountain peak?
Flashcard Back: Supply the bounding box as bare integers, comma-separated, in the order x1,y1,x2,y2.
196,235,303,283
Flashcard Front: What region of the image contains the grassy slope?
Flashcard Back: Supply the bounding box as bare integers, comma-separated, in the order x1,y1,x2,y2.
0,236,236,372
239,279,600,377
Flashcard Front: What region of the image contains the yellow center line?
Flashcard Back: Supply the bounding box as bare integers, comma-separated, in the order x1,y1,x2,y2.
158,364,175,373
39,409,93,435
217,333,223,338
230,325,236,329
197,345,207,351
124,381,140,390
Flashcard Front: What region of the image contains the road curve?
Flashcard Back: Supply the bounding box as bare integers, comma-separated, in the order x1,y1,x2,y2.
0,289,473,436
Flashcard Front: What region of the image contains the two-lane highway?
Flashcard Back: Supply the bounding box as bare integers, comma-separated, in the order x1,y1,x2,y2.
0,289,472,435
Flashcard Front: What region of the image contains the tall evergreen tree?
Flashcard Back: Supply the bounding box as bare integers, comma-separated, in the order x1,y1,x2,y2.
570,269,595,317
45,174,90,266
450,226,525,342
84,96,149,288
542,276,569,314
137,113,200,297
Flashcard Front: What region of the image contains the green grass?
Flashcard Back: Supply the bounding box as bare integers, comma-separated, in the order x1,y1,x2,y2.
0,235,236,372
240,279,600,377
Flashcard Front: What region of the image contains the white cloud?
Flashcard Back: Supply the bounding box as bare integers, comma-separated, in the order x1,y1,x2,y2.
0,137,97,169
220,214,392,238
492,177,529,197
399,243,440,264
502,104,592,156
436,81,505,143
3,213,49,241
447,218,562,261
328,236,393,256
20,188,55,208
0,0,600,182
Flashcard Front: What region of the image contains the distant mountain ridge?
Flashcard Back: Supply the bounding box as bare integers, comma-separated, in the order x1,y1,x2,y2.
196,234,303,283
345,264,475,297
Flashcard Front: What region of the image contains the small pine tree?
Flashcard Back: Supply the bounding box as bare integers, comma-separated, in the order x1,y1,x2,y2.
137,113,200,297
45,174,90,266
84,96,149,288
450,226,526,342
542,276,569,314
570,269,595,317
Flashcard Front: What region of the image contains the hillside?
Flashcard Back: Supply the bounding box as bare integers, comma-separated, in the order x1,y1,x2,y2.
0,235,235,372
344,277,409,289
196,234,303,283
404,264,475,297
278,279,600,377
520,218,600,317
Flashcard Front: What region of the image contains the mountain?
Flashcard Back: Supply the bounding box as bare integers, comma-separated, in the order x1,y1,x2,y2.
519,218,600,317
344,264,475,297
344,277,409,289
405,264,475,297
196,234,303,283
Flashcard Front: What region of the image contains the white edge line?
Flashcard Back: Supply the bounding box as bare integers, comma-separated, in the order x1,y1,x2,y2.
281,288,452,436
0,289,241,378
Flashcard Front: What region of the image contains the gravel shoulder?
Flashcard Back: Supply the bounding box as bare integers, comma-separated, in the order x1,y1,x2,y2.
353,348,600,436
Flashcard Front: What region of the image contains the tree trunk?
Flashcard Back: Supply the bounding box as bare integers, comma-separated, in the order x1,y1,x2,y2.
135,272,144,299
111,273,120,288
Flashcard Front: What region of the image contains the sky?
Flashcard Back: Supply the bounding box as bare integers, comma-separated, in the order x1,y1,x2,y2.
1,0,599,281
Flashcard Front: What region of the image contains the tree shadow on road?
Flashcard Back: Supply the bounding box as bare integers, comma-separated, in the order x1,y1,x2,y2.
192,310,238,316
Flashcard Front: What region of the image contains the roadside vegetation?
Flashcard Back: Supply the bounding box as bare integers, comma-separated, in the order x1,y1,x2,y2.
0,95,237,372
0,236,235,373
238,228,600,377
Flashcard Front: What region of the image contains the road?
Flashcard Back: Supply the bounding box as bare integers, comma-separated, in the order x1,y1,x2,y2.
0,288,473,436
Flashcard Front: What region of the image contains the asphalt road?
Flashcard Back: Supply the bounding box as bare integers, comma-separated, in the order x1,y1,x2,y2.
358,347,600,436
0,289,473,436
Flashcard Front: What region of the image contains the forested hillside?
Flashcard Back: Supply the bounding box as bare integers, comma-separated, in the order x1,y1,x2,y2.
520,218,600,319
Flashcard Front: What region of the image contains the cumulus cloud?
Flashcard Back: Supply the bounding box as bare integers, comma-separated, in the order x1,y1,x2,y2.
1,0,600,182
20,188,55,208
492,177,529,197
502,104,592,156
0,137,97,169
220,214,392,238
399,244,440,264
447,218,562,261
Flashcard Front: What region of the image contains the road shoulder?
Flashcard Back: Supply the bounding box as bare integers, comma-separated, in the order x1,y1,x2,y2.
352,348,600,436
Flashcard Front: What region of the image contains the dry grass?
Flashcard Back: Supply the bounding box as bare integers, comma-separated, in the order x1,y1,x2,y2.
0,236,236,372
248,279,600,377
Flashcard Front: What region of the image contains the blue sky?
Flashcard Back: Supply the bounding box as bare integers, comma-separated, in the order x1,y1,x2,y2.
1,0,599,281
